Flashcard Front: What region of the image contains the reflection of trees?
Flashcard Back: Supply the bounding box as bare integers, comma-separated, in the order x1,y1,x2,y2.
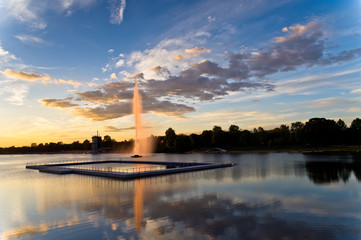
306,161,361,184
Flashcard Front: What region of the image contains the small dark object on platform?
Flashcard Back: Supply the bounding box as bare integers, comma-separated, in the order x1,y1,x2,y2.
131,155,142,158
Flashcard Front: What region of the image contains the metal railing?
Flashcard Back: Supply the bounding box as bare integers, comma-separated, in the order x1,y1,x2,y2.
25,159,111,166
68,165,168,174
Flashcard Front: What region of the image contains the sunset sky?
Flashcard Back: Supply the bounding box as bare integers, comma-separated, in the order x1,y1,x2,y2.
0,0,361,147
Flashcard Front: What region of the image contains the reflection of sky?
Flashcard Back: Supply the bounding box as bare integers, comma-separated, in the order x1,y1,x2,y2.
0,153,360,240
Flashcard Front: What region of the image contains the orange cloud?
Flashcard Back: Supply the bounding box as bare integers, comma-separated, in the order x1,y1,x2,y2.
184,47,211,54
39,98,78,108
274,22,321,43
1,69,83,87
173,55,185,61
1,69,50,82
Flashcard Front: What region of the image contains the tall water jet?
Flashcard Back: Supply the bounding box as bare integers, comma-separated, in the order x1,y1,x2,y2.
132,81,153,155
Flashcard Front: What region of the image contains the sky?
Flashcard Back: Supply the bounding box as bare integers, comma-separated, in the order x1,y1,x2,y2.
0,0,361,147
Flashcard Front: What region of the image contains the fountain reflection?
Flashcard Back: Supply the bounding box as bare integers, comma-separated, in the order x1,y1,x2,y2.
134,178,145,233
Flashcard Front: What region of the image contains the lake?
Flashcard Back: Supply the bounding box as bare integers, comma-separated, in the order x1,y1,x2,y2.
0,153,360,240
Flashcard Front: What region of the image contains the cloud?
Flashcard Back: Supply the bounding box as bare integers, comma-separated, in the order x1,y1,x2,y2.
58,79,83,87
72,102,132,121
107,49,114,53
0,43,17,64
76,81,133,103
142,59,273,101
73,98,194,121
15,35,46,44
173,55,185,61
42,80,195,121
115,59,124,68
207,16,216,22
110,73,118,80
124,73,144,82
110,0,126,24
0,84,29,106
1,0,98,29
2,0,47,29
39,98,78,108
151,66,171,78
184,47,211,54
39,20,361,122
274,22,321,43
125,39,213,80
350,89,361,94
1,69,83,87
304,97,357,108
1,69,51,82
103,126,134,132
323,48,361,64
225,21,361,78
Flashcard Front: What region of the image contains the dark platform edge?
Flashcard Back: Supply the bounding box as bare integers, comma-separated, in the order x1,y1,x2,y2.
26,160,235,180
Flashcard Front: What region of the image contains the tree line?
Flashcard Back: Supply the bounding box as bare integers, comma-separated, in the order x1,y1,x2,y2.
154,117,361,153
1,117,360,154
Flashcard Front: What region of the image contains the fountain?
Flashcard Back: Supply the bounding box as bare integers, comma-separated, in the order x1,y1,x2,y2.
132,81,153,157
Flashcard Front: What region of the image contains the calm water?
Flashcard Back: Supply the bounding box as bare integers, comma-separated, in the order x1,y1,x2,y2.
0,153,360,240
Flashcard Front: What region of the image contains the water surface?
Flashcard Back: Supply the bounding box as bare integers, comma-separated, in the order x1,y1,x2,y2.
0,153,360,239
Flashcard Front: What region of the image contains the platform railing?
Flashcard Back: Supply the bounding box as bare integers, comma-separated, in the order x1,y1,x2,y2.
25,159,111,166
68,165,171,174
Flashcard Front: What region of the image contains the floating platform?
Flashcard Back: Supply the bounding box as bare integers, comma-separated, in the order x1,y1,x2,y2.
26,160,235,180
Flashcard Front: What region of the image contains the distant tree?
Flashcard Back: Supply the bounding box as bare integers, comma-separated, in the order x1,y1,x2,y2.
303,118,339,145
154,136,165,153
253,127,268,146
189,133,201,149
269,125,291,146
70,141,82,150
31,143,37,148
239,130,251,146
228,125,241,147
349,118,361,144
201,130,212,147
212,126,226,147
175,134,192,152
336,119,347,131
102,135,114,148
164,128,176,152
350,118,361,131
82,139,91,150
336,119,347,143
291,121,305,144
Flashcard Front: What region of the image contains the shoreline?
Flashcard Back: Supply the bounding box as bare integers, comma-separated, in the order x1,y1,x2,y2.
1,146,361,155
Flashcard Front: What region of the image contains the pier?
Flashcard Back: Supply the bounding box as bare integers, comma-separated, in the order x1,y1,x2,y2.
26,160,235,180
